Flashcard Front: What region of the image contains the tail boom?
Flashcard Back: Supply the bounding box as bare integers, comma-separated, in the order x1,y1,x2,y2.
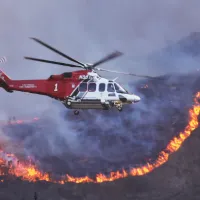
9,80,47,95
1,78,67,100
0,70,73,100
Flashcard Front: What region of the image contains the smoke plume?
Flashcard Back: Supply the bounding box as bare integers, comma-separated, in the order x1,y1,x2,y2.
0,0,200,176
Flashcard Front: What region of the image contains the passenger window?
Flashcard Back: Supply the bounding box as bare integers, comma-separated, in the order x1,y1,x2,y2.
79,83,87,92
99,83,105,92
107,83,115,92
88,82,96,92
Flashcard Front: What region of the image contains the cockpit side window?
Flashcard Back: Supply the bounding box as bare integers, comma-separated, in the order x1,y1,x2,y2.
99,83,105,92
88,82,96,92
79,83,87,92
114,83,128,94
107,83,115,92
114,83,120,92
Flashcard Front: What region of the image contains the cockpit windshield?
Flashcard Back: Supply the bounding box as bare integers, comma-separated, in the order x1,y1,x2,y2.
114,83,128,94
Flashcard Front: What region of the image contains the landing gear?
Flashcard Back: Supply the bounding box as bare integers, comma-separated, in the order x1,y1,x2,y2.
74,110,79,115
117,106,123,112
114,102,123,112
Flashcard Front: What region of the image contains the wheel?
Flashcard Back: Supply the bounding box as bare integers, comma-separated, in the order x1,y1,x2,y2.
74,110,79,115
117,106,123,112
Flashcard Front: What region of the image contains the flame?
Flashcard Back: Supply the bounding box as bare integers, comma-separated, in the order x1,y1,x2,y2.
141,84,148,88
0,117,39,126
0,92,199,184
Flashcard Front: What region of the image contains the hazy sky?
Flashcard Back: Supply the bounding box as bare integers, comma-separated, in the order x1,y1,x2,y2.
0,0,200,117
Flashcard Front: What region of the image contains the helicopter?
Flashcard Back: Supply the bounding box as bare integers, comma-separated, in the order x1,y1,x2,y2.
0,38,157,115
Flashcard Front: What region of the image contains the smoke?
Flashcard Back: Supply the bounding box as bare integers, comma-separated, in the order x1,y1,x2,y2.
0,0,200,176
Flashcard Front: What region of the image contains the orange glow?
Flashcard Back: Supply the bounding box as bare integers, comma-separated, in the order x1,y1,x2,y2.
0,92,199,183
141,84,148,89
0,117,39,126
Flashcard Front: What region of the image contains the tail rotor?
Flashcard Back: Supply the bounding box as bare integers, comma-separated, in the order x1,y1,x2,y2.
0,56,7,64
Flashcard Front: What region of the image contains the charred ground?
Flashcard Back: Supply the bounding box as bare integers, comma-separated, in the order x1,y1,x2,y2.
0,72,200,199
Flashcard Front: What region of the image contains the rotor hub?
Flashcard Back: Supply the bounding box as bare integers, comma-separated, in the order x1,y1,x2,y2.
84,63,93,70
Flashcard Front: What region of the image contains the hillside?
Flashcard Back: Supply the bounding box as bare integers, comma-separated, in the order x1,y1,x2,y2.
1,32,200,199
0,71,199,199
0,112,199,200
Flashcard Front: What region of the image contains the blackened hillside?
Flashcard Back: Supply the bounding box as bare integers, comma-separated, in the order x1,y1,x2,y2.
1,32,200,199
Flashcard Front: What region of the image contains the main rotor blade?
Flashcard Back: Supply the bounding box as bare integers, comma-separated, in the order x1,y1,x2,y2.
30,37,85,67
24,57,83,68
96,68,159,79
92,51,123,68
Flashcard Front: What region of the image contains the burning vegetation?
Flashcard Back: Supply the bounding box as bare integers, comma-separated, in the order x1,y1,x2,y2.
0,91,199,184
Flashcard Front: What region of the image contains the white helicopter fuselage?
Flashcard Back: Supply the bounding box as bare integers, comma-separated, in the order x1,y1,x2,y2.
65,72,141,111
